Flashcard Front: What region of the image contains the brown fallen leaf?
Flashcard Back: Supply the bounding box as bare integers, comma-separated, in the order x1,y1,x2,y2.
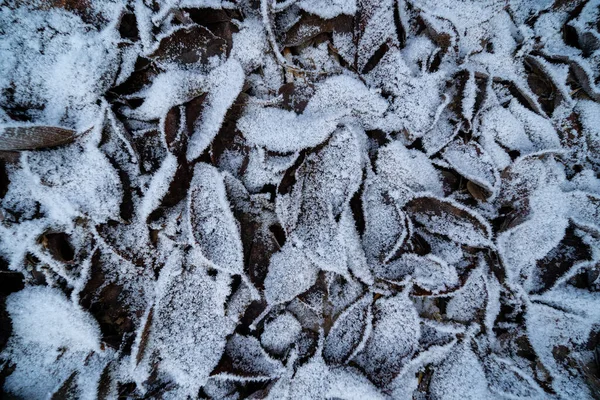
0,126,79,151
149,25,227,65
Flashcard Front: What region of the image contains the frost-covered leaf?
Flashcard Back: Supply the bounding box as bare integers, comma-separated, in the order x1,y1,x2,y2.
327,367,386,400
445,268,487,323
339,208,373,285
324,294,372,364
238,76,386,153
377,141,444,196
286,353,385,400
406,196,493,248
279,125,364,274
19,138,122,224
498,186,569,286
261,312,302,354
429,341,490,399
442,139,499,197
6,286,101,351
188,162,244,275
212,334,285,381
566,191,600,233
576,100,600,164
377,253,459,294
149,24,227,65
526,297,599,398
186,58,245,161
477,105,533,153
1,286,108,399
508,99,561,151
296,0,357,19
126,69,206,120
356,0,399,71
149,261,236,394
357,293,420,383
482,355,544,398
283,13,353,47
362,176,411,267
264,242,319,305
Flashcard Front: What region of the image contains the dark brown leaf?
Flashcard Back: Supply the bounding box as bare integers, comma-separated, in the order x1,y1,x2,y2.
149,25,227,65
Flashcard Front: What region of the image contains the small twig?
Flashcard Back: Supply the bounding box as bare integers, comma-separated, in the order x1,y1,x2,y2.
272,0,299,13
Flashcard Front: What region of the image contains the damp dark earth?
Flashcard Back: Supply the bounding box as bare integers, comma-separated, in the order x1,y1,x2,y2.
1,0,600,399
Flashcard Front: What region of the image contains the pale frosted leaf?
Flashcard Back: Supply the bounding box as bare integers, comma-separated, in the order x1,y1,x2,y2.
483,355,544,399
377,141,444,196
358,293,420,383
151,263,236,394
264,243,319,305
362,177,410,268
261,312,302,354
188,163,244,275
187,58,245,161
323,295,372,364
429,342,490,400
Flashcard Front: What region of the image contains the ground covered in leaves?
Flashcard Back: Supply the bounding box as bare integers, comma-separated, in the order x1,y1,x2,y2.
1,0,600,399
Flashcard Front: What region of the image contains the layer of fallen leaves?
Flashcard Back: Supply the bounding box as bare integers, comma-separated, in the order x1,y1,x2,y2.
1,0,600,399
